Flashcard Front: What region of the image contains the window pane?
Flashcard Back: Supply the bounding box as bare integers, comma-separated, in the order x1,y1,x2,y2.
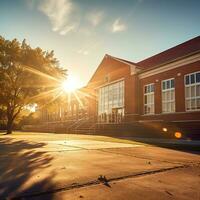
152,95,154,103
171,90,175,100
149,105,152,113
171,79,174,88
186,100,191,110
144,86,147,93
167,103,170,112
162,82,165,90
191,99,196,109
147,95,151,104
191,86,195,97
185,87,190,98
162,91,166,101
197,98,200,109
144,95,147,104
162,103,167,112
144,105,147,114
196,73,200,83
171,102,175,112
167,80,170,89
152,105,155,113
166,91,170,101
148,85,151,93
151,84,154,92
147,105,150,114
185,75,190,85
191,74,195,84
196,85,200,97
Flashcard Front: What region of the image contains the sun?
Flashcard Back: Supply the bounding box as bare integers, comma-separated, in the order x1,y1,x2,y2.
61,76,80,92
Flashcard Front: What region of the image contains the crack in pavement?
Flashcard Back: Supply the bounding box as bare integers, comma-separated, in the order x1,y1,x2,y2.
50,143,198,166
41,142,199,166
96,148,191,165
12,165,190,200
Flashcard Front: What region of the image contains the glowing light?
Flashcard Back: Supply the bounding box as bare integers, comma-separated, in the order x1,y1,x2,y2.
162,127,168,132
175,132,182,139
61,76,80,92
25,104,37,112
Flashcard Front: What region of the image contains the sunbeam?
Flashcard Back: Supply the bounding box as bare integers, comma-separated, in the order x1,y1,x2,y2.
76,89,97,99
73,91,84,108
28,87,60,102
22,64,61,83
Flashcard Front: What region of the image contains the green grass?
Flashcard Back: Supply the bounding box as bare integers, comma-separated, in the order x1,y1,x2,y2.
0,131,145,146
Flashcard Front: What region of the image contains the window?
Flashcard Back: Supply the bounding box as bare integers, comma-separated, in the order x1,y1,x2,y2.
162,79,175,113
185,72,200,111
144,83,154,114
98,80,124,123
104,74,110,83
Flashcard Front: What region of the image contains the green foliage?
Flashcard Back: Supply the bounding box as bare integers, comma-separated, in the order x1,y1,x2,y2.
0,36,67,133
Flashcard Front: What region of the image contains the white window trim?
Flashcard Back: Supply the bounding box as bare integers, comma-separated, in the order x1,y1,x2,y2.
162,78,175,113
144,83,155,115
184,71,200,112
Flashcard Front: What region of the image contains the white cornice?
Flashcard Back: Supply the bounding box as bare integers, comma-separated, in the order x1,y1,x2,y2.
94,77,125,90
109,56,141,75
138,53,200,79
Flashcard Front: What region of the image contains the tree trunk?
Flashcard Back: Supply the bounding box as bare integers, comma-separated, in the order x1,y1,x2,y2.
6,117,13,134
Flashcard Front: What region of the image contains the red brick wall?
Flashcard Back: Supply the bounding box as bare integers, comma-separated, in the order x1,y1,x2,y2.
88,55,130,88
139,60,200,122
125,75,140,121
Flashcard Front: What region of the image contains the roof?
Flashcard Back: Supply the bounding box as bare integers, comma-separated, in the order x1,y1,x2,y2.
107,54,137,66
137,36,200,69
87,54,139,86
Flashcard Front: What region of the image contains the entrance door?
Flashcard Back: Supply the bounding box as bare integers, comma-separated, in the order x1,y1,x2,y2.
112,108,124,123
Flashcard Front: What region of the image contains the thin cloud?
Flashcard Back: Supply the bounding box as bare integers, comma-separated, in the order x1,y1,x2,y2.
111,18,127,33
38,0,76,35
59,24,77,35
87,11,104,26
77,40,102,56
77,50,89,56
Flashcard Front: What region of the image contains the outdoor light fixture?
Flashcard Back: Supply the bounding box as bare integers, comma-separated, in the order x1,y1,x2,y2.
174,132,182,139
162,127,168,132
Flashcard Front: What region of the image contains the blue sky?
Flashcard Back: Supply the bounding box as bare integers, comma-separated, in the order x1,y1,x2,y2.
0,0,200,87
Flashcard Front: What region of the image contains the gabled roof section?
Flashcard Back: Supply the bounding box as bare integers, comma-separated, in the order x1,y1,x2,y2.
108,54,141,68
87,54,141,87
137,36,200,70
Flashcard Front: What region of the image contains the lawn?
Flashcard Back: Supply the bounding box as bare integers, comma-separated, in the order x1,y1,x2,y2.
0,131,145,145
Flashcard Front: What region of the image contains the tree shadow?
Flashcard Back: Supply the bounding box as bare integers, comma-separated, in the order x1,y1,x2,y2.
0,138,57,199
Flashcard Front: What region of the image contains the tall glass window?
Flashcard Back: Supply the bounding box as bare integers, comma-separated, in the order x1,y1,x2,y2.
185,71,200,111
98,80,124,123
144,83,154,114
162,78,175,113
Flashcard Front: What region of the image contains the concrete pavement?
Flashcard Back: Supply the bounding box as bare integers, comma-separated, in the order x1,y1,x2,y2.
0,132,199,199
34,166,200,200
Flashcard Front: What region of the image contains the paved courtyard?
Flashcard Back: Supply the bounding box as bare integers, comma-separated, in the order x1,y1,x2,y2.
0,132,199,200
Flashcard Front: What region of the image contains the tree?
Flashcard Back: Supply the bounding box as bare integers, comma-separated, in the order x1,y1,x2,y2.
0,36,67,134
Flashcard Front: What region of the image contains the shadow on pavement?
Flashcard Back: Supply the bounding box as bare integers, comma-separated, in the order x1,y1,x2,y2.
116,136,200,155
0,138,56,199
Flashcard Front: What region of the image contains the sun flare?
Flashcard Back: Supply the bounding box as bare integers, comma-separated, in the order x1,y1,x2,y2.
61,76,80,92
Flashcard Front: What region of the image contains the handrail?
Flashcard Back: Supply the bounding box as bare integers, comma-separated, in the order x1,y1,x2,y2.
67,117,87,131
74,116,96,133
